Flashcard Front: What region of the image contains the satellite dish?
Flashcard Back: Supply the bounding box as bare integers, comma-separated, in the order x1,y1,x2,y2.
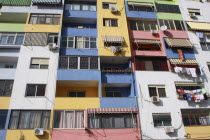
160,25,167,31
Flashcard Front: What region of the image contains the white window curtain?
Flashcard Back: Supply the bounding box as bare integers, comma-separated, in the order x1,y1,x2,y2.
18,112,31,129
29,111,42,128
75,111,84,128
77,37,84,49
65,111,75,128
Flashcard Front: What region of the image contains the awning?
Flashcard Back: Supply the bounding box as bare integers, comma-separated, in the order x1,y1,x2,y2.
32,0,62,4
169,59,197,65
187,22,210,31
134,39,160,44
127,2,153,7
87,108,138,114
164,38,193,48
102,35,124,43
175,82,203,86
0,0,31,6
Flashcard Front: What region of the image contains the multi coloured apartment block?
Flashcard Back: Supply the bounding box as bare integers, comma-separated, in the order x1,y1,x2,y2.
0,0,210,139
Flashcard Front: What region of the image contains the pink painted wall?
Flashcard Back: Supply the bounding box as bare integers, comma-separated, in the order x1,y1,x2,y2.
52,129,141,140
134,50,165,57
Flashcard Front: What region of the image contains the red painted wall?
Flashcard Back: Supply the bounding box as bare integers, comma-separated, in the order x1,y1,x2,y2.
52,129,141,140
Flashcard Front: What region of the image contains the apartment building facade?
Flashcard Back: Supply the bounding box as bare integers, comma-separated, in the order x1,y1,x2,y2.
0,0,210,140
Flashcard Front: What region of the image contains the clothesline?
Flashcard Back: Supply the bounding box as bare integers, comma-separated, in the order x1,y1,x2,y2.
174,66,203,78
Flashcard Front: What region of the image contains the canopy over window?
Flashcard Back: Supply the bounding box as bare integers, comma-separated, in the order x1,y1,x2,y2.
87,108,138,114
134,39,160,44
187,22,210,31
169,58,197,65
164,38,193,48
102,35,124,43
32,0,61,4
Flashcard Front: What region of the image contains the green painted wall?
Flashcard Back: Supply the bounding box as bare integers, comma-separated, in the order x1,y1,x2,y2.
0,23,25,32
157,13,183,20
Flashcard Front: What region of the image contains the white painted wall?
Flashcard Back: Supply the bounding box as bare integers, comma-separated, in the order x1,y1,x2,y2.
9,46,59,109
136,71,210,139
178,0,210,22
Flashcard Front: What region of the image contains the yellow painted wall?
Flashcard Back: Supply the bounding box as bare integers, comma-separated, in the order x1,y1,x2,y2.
24,13,62,33
6,110,54,140
0,97,10,109
184,126,210,139
6,130,52,140
97,0,131,57
56,86,98,97
54,98,100,110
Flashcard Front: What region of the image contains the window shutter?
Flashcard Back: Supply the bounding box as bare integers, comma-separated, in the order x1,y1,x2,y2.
31,58,40,64
39,59,49,65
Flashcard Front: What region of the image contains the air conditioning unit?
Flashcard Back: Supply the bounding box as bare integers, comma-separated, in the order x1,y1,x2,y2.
164,126,174,133
189,13,196,18
151,96,160,103
110,6,118,13
48,43,58,50
34,128,44,135
151,30,158,34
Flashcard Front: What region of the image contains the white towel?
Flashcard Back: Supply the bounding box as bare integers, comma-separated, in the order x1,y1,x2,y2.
110,46,116,53
186,68,191,75
182,67,187,74
199,67,203,75
174,67,182,73
189,68,197,77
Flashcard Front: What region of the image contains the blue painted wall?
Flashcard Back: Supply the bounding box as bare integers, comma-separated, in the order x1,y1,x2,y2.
162,37,196,59
101,73,132,83
57,69,101,81
101,63,130,70
62,27,97,37
125,1,157,19
100,97,137,108
59,48,98,56
64,10,97,18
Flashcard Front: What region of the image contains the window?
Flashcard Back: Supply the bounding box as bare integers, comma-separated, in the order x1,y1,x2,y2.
130,20,158,31
106,91,122,97
135,57,169,71
128,2,154,12
61,37,97,49
25,84,46,97
200,42,210,51
148,86,166,97
30,58,49,69
0,110,8,129
181,109,210,126
68,91,86,97
47,34,58,44
89,113,137,129
0,80,14,97
207,63,210,71
65,4,96,11
102,2,116,9
0,33,25,45
103,19,118,27
29,14,60,25
59,56,99,70
9,110,50,129
155,4,181,13
158,19,185,30
188,8,200,15
53,110,84,128
0,63,16,69
153,113,172,127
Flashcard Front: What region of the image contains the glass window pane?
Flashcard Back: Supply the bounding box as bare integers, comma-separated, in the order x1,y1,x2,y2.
9,111,20,129
53,111,62,128
0,110,8,129
45,17,51,24
72,4,80,10
36,85,46,96
168,20,175,30
0,36,7,44
84,37,89,48
174,20,183,30
149,87,157,97
0,80,5,96
80,57,89,69
4,80,13,96
137,21,144,31
59,57,68,69
77,92,86,97
76,37,84,48
201,43,208,51
101,116,112,128
69,57,78,69
41,111,50,129
26,84,36,96
153,114,172,127
7,36,15,44
90,57,98,69
68,92,77,97
29,111,42,129
90,5,96,11
15,36,24,45
113,116,125,128
82,5,89,10
18,111,31,129
158,88,166,97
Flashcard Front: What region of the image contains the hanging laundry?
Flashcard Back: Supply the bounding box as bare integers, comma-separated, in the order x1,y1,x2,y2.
182,68,187,74
203,94,208,100
199,67,203,75
186,68,191,75
174,67,182,73
189,68,197,77
191,95,196,100
110,46,116,53
195,32,204,38
177,89,185,94
184,90,192,94
183,94,188,100
202,88,207,94
187,94,192,101
198,94,204,100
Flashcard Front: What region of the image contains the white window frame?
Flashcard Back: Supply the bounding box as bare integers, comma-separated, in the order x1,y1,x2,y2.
102,2,117,9
103,19,118,27
148,85,167,97
0,33,25,45
134,20,158,31
25,84,46,97
152,113,172,127
157,19,185,31
30,58,50,69
188,8,201,15
54,110,85,129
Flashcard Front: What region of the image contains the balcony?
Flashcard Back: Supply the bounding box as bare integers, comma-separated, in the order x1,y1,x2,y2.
125,2,157,19
54,80,100,109
64,10,96,19
101,56,132,83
